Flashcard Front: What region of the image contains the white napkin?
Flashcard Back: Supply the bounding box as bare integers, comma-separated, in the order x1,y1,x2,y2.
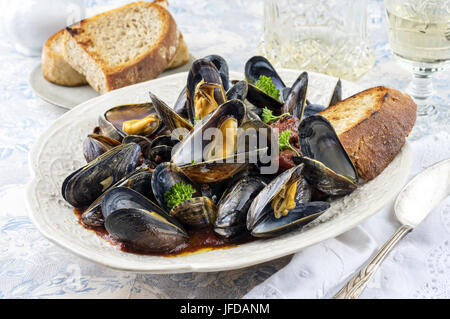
244,130,450,299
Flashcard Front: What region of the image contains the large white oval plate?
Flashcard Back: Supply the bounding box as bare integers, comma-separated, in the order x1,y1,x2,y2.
26,69,413,273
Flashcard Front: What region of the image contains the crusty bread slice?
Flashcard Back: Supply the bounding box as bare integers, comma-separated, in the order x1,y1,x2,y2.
167,33,189,69
319,86,417,181
43,31,188,87
63,1,179,94
42,30,88,86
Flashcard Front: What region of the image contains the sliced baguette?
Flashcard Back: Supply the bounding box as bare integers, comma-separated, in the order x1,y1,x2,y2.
63,1,179,94
42,30,88,86
319,86,417,181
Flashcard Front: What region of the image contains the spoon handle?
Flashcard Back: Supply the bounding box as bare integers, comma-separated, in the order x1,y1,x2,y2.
333,224,412,299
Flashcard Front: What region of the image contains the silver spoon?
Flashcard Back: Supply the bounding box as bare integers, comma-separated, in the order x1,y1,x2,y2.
334,158,450,299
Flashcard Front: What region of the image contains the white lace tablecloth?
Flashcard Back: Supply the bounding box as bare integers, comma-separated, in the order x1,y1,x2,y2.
0,0,449,299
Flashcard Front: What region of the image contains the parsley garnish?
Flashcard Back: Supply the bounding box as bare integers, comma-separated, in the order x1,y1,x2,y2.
278,129,300,156
262,107,290,124
164,182,196,209
255,75,280,100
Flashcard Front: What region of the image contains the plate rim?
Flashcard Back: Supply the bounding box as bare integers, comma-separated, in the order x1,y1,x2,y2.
26,69,413,273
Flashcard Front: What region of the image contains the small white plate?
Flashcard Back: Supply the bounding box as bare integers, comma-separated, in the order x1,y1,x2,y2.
26,69,413,273
29,55,195,109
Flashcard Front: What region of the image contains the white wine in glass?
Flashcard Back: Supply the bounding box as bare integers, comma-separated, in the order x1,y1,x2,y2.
385,0,450,116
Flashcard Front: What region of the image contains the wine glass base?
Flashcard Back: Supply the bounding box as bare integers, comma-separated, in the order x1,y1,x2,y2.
417,103,438,117
408,104,450,141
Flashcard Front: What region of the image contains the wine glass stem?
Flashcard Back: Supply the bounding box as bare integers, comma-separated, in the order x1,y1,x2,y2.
408,70,437,116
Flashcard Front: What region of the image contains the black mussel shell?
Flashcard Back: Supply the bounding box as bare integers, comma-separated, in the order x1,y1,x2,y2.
171,99,246,167
186,59,226,124
170,197,217,229
293,156,357,196
247,164,308,230
83,134,121,163
103,187,188,252
122,135,152,160
103,103,163,138
298,116,357,183
151,163,201,212
297,116,358,195
303,104,327,118
214,176,266,240
173,86,189,119
282,72,308,121
62,143,141,208
226,80,248,102
245,56,285,112
151,163,216,228
250,201,330,238
329,79,342,107
204,55,231,91
149,91,193,132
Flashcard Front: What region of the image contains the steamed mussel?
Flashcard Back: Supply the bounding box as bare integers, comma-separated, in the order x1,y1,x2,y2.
152,163,217,228
294,115,358,196
247,164,330,238
61,54,363,255
102,187,188,252
62,143,142,208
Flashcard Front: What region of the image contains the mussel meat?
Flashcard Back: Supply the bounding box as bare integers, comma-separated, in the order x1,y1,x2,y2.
186,59,226,123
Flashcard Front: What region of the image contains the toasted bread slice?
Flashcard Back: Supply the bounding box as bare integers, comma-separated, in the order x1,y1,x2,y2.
319,86,417,181
42,31,188,87
63,1,179,93
167,33,189,69
42,30,88,86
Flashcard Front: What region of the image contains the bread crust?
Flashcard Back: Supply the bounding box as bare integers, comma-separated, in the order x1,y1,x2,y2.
42,30,87,86
64,2,179,93
320,86,417,181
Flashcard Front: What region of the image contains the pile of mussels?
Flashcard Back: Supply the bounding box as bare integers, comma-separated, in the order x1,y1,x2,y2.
61,55,359,253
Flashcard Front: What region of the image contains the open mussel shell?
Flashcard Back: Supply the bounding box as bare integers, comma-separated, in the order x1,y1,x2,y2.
149,91,193,132
102,103,163,138
172,99,246,167
81,167,154,227
172,100,265,183
246,164,312,230
282,71,308,120
328,79,342,107
102,187,188,252
302,79,342,118
173,86,189,119
147,135,178,164
293,156,357,196
244,56,285,112
62,143,142,208
303,104,327,119
250,201,330,238
122,135,152,158
226,80,248,102
297,115,358,195
204,55,231,91
186,58,226,124
214,176,266,240
83,134,121,163
151,163,216,228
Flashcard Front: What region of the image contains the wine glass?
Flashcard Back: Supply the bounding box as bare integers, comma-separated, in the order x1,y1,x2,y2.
384,0,450,118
